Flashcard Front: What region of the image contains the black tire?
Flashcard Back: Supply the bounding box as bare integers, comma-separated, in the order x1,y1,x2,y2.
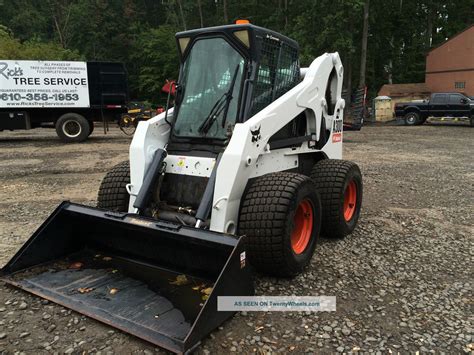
404,112,420,126
55,113,90,142
311,159,363,239
470,116,474,127
97,161,130,212
87,121,94,136
239,172,322,277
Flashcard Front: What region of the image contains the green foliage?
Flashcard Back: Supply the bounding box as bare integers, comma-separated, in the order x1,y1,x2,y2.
0,28,82,60
0,0,472,102
129,25,179,104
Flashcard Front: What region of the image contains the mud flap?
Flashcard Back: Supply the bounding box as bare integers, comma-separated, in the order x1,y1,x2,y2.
1,202,254,354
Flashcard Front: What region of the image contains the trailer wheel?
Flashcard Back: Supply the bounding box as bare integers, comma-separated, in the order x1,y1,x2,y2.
239,172,322,277
56,113,90,142
404,112,420,125
310,159,362,239
97,161,130,212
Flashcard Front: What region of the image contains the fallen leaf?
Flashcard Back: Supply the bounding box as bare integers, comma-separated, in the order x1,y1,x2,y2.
201,287,213,295
255,326,264,332
69,262,83,270
78,287,94,294
201,294,209,301
109,288,119,295
111,269,118,274
170,274,189,286
102,257,112,261
289,346,296,351
94,254,101,258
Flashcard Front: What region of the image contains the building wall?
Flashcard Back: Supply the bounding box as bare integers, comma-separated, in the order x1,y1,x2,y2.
425,25,474,96
426,71,474,96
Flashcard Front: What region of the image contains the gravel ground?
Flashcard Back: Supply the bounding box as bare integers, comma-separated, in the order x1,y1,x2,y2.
0,123,472,354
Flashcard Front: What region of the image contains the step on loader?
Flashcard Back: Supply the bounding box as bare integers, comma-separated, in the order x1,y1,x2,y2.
1,23,363,354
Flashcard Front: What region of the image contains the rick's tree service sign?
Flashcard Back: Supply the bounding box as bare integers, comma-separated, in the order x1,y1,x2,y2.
0,60,90,108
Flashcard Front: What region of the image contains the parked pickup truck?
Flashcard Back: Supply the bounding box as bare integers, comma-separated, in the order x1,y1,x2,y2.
394,92,474,126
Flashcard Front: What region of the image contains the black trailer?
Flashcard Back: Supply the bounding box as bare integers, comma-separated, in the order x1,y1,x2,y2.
0,61,128,142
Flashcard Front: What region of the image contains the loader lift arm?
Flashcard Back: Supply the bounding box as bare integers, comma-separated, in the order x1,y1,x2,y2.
211,52,344,232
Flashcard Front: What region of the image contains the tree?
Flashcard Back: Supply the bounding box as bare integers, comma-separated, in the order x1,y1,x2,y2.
129,25,179,104
47,0,74,48
1,0,472,102
197,0,204,28
359,0,369,88
0,28,82,60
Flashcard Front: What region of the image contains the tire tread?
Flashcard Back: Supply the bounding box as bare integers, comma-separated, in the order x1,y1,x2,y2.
310,159,362,238
239,172,318,276
97,161,130,212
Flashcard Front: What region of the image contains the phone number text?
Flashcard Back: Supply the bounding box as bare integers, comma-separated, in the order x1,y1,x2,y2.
0,93,80,101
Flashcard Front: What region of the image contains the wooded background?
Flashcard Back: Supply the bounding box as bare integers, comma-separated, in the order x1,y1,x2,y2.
0,0,472,104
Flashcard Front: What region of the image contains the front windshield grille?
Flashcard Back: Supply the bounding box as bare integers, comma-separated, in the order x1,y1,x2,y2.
173,38,244,139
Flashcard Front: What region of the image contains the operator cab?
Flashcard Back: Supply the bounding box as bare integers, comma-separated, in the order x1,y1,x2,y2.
170,23,301,149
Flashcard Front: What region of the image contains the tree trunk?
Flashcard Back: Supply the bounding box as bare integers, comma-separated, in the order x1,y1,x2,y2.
426,1,434,49
388,59,393,84
176,0,187,31
346,53,353,105
197,0,204,28
49,0,72,49
359,0,369,88
223,0,229,23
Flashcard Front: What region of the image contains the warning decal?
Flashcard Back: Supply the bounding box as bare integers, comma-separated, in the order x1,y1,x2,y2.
332,117,343,143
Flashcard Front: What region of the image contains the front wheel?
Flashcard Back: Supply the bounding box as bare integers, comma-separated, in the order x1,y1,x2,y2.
55,113,90,142
404,112,421,126
239,172,322,277
311,160,363,239
97,161,130,212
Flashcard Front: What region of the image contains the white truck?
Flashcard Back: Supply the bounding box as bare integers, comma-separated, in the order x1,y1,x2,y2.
0,60,128,142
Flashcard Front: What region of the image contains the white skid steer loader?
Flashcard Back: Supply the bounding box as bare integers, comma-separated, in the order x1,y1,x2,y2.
1,23,363,354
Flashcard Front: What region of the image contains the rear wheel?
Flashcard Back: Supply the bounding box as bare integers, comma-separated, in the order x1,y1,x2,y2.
311,160,362,239
55,113,90,142
97,161,130,212
404,112,420,126
239,172,322,277
87,121,94,136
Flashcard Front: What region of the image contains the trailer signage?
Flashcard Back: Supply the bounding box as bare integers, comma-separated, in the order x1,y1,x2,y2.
0,60,90,108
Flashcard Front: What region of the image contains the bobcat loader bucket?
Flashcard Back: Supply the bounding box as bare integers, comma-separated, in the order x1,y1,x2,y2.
1,202,254,354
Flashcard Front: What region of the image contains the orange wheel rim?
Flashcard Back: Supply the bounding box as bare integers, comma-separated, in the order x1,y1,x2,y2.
343,180,357,222
291,199,314,254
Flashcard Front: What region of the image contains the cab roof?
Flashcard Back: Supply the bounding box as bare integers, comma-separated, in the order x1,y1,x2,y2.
176,23,299,51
